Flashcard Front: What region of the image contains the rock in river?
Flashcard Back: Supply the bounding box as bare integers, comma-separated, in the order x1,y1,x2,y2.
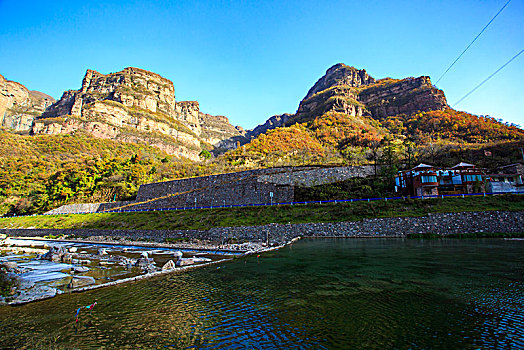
162,260,176,271
176,258,195,267
98,248,108,256
40,246,67,262
72,266,89,273
67,276,96,289
0,261,18,272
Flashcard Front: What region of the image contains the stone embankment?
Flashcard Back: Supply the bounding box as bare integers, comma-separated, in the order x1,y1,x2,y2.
46,165,378,214
45,201,133,215
2,211,522,246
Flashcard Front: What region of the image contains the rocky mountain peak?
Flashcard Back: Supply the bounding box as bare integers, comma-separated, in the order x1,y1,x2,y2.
29,67,247,160
304,63,376,100
291,64,447,125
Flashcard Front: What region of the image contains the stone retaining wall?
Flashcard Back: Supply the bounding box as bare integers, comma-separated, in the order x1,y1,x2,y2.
45,201,132,215
132,168,296,210
260,166,376,187
45,166,378,214
3,211,522,245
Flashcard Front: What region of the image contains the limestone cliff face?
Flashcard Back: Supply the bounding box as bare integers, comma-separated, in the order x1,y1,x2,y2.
303,63,376,100
358,76,447,119
247,113,292,139
293,63,447,124
175,101,201,135
35,68,242,160
198,113,248,151
0,74,54,132
42,68,176,119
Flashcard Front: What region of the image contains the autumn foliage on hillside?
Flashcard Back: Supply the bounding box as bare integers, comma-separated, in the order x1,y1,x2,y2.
392,109,524,143
0,130,213,216
225,125,325,167
309,111,383,148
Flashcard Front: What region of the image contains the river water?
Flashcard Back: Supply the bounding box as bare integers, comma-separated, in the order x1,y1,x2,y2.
0,238,523,349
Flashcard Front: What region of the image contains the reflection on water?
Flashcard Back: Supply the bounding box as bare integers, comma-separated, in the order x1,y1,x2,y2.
0,238,523,349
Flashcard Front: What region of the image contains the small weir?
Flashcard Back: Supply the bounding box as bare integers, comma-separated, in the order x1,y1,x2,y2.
0,237,241,305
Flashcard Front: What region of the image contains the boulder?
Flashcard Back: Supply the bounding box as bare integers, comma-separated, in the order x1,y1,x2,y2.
72,266,89,273
135,257,153,268
40,246,67,261
176,258,195,267
9,285,57,304
173,251,183,260
68,247,78,253
162,260,176,271
61,253,73,263
67,276,96,289
97,248,108,256
0,261,18,271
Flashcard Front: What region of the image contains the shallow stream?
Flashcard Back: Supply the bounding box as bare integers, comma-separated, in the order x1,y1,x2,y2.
0,238,523,349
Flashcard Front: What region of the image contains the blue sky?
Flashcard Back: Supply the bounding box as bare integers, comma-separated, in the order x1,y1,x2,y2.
0,0,522,129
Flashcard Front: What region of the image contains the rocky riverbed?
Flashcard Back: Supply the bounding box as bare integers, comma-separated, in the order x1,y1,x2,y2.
0,236,245,305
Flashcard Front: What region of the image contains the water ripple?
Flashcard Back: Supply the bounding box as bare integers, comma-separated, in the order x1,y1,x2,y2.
0,238,522,349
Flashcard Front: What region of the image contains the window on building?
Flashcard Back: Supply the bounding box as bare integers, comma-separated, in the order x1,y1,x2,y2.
421,176,437,183
465,175,483,182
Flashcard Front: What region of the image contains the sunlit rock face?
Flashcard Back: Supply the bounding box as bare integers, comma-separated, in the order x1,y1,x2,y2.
0,74,55,132
42,68,176,119
293,63,448,124
33,68,244,160
198,112,248,152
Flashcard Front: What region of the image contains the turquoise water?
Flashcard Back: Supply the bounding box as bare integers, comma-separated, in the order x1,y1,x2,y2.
0,238,523,349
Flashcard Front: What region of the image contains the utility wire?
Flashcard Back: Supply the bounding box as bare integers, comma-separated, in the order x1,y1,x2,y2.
454,48,524,106
435,0,512,84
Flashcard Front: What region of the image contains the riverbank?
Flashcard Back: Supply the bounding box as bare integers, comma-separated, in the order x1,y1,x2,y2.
0,202,524,304
2,210,523,247
1,195,522,231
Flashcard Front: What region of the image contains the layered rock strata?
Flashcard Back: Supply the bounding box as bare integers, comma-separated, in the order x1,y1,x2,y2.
292,63,447,124
34,68,244,160
198,113,248,151
0,74,54,132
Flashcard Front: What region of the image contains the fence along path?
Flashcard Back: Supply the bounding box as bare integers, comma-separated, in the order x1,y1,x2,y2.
7,190,520,218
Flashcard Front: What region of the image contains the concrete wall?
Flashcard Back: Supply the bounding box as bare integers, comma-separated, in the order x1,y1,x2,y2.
487,182,519,193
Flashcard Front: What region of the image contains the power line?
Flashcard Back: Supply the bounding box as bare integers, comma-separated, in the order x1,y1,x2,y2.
435,0,512,84
454,48,524,106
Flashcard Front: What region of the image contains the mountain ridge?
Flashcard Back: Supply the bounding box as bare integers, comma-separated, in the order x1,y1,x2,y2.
2,64,522,163
1,68,248,160
226,63,522,167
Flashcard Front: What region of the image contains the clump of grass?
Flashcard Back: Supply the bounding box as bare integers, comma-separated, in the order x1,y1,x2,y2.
0,268,19,297
43,234,65,239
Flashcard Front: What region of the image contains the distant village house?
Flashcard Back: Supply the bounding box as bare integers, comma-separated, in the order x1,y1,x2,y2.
395,162,523,196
